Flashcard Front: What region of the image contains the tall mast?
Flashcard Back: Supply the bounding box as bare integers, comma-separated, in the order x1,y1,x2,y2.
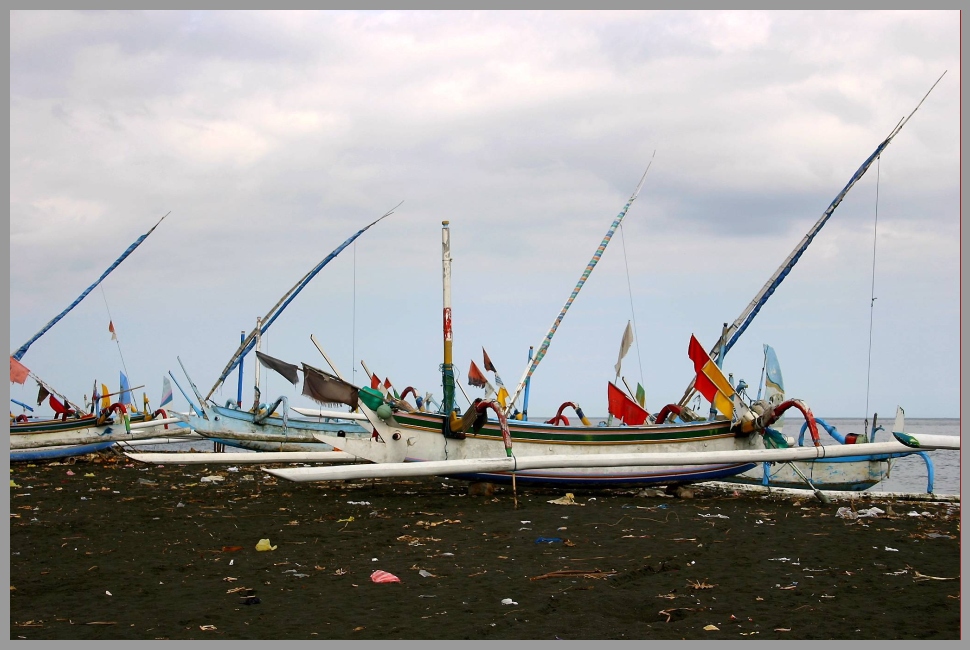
441,221,455,416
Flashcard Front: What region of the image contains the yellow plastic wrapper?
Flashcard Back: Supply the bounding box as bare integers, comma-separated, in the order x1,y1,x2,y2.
255,538,277,551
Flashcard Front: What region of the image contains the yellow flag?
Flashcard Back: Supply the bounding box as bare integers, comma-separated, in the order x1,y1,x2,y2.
101,384,111,410
497,386,510,410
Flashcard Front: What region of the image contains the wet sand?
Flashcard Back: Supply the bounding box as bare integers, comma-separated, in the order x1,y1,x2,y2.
10,451,961,639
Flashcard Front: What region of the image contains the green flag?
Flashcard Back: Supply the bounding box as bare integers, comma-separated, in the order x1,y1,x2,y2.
635,383,646,408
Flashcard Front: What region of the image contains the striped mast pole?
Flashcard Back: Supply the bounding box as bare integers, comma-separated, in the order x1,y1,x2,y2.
504,165,653,416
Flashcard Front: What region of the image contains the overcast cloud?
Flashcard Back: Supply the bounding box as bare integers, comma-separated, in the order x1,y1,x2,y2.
9,10,960,421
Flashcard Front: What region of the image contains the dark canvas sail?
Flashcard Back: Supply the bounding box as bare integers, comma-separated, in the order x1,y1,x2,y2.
256,351,300,385
301,363,359,409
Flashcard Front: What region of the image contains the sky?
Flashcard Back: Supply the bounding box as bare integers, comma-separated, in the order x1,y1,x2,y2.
8,10,961,423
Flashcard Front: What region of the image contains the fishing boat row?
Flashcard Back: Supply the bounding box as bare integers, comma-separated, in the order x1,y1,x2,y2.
11,78,957,500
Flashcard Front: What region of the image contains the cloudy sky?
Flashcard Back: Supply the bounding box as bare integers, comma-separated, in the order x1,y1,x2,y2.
9,10,960,423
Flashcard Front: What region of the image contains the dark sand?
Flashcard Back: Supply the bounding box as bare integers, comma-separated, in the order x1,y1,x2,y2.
10,451,961,639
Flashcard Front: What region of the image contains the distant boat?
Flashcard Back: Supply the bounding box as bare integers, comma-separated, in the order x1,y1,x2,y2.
174,208,397,451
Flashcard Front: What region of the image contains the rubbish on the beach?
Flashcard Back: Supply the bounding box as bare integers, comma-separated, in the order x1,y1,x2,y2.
521,520,531,524
223,577,238,582
347,501,371,505
334,569,347,575
199,625,217,631
535,537,563,544
372,558,378,562
548,493,582,505
419,594,436,598
200,475,224,483
66,470,75,476
908,511,931,517
418,570,435,578
105,591,112,596
703,625,719,631
137,478,156,485
84,473,95,477
227,467,239,472
836,507,858,520
255,539,277,551
687,579,717,589
914,571,956,581
774,628,791,632
698,513,729,519
857,507,884,517
337,516,355,523
222,546,243,552
229,560,234,566
884,547,899,552
501,598,518,605
176,502,185,508
768,557,791,562
370,570,400,583
10,480,19,488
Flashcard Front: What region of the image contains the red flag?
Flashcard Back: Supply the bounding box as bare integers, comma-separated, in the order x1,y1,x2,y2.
9,356,29,384
687,335,735,419
109,320,118,341
468,361,487,388
49,394,68,415
607,382,648,426
482,348,497,373
383,377,392,390
370,374,380,390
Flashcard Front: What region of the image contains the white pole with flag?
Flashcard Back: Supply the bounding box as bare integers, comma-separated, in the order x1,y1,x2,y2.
608,320,634,426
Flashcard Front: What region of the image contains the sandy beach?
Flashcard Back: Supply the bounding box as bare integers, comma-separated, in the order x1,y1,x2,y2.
10,451,961,640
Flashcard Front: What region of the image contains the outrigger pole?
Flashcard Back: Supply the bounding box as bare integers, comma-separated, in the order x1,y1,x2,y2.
205,204,401,401
12,212,170,362
504,164,654,416
677,72,947,409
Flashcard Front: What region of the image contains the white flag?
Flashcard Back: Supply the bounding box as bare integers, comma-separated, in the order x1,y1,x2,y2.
614,320,634,376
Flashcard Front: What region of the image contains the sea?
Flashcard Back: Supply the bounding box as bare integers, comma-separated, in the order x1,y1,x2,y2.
128,417,961,496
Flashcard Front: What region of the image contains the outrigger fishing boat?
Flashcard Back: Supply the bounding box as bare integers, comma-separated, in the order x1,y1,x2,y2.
265,77,958,488
9,215,182,461
171,208,399,452
721,346,935,493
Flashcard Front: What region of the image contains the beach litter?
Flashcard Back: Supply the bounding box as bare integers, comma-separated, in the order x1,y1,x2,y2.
200,475,225,483
370,570,400,583
548,493,582,506
535,537,563,544
418,570,435,578
255,539,277,551
501,598,518,605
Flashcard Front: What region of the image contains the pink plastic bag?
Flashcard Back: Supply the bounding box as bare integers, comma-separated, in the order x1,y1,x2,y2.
370,570,400,583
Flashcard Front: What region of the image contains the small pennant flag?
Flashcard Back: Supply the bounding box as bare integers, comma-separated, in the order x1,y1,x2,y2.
160,377,173,407
370,374,381,390
49,394,68,415
483,348,497,373
37,382,51,406
468,361,488,388
9,356,29,384
635,383,646,409
614,320,634,376
109,320,118,341
497,386,510,410
101,383,111,410
119,372,133,407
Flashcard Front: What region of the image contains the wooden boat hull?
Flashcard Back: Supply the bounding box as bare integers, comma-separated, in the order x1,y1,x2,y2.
11,440,117,462
9,414,183,450
307,404,762,486
181,403,370,449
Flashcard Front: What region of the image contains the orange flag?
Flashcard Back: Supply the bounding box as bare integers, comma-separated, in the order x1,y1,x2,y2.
109,321,118,341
